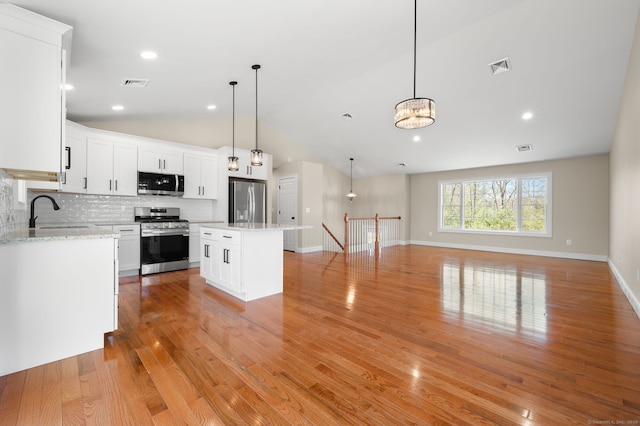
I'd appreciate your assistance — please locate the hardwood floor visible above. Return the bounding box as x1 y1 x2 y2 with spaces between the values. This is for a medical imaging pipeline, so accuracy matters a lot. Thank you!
1 246 639 425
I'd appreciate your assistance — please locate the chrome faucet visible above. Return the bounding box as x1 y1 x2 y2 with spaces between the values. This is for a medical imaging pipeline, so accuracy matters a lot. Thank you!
29 195 60 228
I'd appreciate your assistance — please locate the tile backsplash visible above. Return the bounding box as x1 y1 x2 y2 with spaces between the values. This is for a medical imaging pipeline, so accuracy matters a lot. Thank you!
0 170 29 236
27 191 217 224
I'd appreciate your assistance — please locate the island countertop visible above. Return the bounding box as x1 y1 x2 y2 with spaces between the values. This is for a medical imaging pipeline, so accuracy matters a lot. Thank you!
200 223 313 232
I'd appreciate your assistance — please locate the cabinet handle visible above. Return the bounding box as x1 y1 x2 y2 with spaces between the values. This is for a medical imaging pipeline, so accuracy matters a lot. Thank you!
204 244 209 258
159 159 162 169
223 235 232 239
109 179 112 190
202 186 205 196
163 159 166 169
115 180 118 191
204 232 212 235
120 229 134 232
65 147 71 170
61 171 67 185
84 177 87 189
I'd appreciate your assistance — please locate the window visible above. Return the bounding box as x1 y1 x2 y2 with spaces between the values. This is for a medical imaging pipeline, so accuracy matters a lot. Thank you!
439 173 551 236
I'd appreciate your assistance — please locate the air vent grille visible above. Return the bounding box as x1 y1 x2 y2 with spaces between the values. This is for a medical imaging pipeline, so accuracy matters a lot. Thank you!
489 57 511 75
516 144 532 152
121 78 150 88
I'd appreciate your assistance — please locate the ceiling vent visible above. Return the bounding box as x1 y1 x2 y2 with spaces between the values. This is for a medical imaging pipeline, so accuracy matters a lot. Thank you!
489 57 511 75
121 78 150 88
516 144 532 152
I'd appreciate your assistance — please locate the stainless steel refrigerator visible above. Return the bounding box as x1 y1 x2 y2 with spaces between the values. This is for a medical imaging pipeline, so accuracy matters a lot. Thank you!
228 178 266 224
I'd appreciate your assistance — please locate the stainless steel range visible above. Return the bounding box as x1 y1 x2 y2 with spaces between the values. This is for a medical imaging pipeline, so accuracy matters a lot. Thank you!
134 207 189 275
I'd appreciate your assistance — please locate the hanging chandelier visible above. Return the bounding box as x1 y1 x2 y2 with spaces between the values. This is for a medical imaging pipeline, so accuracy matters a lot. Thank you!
347 158 357 201
250 64 263 166
394 0 435 129
227 81 239 171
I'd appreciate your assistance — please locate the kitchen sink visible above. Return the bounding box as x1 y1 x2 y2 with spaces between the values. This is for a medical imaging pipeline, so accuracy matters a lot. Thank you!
39 225 90 229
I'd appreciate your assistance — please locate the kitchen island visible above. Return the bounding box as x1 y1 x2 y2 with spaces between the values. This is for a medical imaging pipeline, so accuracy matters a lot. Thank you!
0 226 118 376
200 223 310 302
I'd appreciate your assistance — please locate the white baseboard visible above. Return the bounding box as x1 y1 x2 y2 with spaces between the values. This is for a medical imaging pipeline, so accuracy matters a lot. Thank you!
298 245 323 253
608 260 640 319
409 240 608 262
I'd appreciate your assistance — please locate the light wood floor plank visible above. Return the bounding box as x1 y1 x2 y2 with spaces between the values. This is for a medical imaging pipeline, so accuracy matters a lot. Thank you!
1 246 640 424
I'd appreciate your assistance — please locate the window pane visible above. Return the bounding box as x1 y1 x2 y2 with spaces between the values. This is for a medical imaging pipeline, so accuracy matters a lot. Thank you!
442 183 461 228
521 177 547 232
464 179 517 231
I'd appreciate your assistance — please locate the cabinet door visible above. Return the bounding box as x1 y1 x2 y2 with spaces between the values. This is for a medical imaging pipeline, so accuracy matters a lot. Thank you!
0 24 62 175
114 225 140 271
86 138 114 195
188 224 200 263
61 128 87 193
163 150 183 174
113 142 138 196
183 153 202 198
138 146 162 172
219 243 242 293
200 155 218 199
200 234 216 280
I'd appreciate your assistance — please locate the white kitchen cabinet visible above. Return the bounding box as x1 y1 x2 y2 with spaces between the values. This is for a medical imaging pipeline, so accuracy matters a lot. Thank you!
113 224 140 275
200 226 283 302
184 152 218 199
218 146 270 181
0 236 117 376
138 145 183 174
189 224 201 265
60 123 87 193
86 136 137 196
0 5 72 181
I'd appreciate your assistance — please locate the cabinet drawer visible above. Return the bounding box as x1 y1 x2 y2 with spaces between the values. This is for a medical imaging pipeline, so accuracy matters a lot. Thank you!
113 224 140 236
218 230 241 245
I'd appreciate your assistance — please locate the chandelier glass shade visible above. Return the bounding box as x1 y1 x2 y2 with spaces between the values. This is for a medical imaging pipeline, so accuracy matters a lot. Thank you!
347 158 357 201
227 81 239 171
251 64 263 166
394 97 435 129
394 0 435 130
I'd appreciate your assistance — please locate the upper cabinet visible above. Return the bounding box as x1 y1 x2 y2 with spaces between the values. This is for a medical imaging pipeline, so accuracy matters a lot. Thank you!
183 152 218 200
61 123 88 194
0 5 72 181
138 145 183 175
218 146 270 181
86 136 137 196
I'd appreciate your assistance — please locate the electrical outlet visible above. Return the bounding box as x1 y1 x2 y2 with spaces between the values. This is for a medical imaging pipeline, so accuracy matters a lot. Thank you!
566 239 572 246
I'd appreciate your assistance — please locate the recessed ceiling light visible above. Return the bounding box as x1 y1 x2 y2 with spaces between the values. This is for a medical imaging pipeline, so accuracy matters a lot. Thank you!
140 51 157 60
522 111 533 120
112 105 124 111
413 135 420 142
341 112 354 119
207 105 217 110
64 84 74 91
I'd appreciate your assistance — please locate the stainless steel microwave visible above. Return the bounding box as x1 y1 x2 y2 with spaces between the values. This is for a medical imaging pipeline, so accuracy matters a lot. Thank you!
137 172 184 196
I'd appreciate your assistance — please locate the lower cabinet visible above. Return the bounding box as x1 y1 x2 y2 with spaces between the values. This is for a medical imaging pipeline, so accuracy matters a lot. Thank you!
200 229 242 293
200 226 283 302
97 224 140 276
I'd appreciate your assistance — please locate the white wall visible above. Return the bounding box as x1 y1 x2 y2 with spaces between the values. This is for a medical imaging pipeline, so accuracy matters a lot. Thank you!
609 7 640 317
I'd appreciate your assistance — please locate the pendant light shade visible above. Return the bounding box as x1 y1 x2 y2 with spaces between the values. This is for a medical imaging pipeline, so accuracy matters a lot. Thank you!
250 64 263 166
347 158 357 201
227 81 239 171
394 0 435 129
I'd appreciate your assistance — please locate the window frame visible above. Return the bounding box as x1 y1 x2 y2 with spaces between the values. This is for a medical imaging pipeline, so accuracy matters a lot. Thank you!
437 172 552 237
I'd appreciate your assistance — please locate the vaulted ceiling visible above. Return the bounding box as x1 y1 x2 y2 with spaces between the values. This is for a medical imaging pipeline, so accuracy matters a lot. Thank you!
12 0 640 177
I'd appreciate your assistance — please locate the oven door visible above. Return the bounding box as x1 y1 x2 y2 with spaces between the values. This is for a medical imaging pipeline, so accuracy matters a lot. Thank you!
140 230 189 274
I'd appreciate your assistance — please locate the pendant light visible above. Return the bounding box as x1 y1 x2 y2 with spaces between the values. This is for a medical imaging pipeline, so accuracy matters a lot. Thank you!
394 0 435 129
347 158 357 201
250 64 263 166
227 81 239 171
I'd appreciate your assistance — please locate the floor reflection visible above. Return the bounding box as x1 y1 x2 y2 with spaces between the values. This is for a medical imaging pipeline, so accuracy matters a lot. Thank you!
442 260 547 338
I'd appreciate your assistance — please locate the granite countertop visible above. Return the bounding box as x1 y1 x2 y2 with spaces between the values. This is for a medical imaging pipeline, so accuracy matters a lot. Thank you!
201 223 313 232
0 225 119 244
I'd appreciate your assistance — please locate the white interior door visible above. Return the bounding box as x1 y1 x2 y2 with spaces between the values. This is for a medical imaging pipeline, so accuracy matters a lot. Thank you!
278 176 298 252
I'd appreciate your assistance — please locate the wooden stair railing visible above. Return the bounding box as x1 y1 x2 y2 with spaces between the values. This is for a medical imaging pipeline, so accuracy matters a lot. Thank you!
322 223 344 252
344 213 401 255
